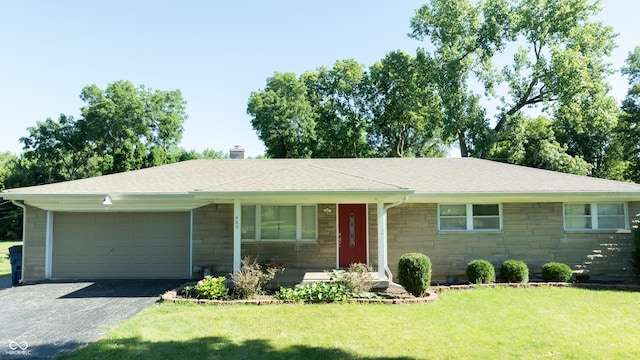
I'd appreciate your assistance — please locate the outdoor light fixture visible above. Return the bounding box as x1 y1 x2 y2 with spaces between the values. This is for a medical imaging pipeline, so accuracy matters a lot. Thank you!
102 196 112 206
323 207 332 214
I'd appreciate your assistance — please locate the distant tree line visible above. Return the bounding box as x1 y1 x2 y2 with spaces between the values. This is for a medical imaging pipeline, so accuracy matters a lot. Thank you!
247 0 640 184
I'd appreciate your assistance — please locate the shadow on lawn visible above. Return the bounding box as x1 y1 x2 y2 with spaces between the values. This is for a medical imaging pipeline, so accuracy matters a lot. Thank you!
59 335 416 360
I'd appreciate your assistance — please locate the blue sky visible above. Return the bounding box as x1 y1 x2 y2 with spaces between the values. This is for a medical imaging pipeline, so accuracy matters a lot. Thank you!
0 1 637 157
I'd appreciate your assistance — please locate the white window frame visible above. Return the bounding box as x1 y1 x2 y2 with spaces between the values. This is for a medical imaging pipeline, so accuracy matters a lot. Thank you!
438 204 503 232
241 204 318 242
563 202 629 231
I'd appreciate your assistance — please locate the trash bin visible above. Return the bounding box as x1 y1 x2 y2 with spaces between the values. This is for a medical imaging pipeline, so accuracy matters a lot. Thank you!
8 245 23 286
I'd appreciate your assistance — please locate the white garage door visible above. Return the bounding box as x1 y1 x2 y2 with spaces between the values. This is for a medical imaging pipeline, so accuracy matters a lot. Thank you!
53 212 190 279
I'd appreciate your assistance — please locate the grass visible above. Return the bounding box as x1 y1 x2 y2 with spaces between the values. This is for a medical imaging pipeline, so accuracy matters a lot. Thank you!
59 286 640 359
0 240 21 277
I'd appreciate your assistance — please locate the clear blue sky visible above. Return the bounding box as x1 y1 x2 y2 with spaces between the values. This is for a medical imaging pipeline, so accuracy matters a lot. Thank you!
0 1 637 157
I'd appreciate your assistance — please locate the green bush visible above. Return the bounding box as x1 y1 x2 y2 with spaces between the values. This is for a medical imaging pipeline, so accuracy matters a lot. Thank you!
331 263 374 294
466 260 496 284
194 276 228 299
541 262 573 282
500 260 529 283
397 253 432 297
231 257 282 299
277 282 353 301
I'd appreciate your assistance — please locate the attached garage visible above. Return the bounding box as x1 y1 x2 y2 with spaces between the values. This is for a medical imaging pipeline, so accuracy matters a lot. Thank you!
52 212 190 279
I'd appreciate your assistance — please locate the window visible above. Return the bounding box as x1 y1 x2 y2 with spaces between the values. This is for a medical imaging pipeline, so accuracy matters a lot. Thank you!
564 203 627 230
241 205 317 241
439 204 501 231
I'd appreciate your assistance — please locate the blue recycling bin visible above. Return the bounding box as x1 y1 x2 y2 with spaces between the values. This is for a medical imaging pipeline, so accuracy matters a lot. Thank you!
9 245 22 286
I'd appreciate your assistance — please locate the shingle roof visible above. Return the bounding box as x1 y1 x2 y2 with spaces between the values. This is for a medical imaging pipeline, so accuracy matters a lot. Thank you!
3 158 640 197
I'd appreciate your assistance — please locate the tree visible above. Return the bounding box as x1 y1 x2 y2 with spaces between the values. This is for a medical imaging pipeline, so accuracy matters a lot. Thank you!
20 115 101 182
302 60 371 158
80 80 187 174
492 115 592 175
20 81 188 181
409 0 619 172
619 46 640 183
409 0 511 157
247 72 316 158
365 50 444 157
0 152 23 239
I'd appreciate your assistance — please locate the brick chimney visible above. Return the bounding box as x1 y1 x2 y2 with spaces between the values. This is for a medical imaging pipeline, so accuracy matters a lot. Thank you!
229 145 245 159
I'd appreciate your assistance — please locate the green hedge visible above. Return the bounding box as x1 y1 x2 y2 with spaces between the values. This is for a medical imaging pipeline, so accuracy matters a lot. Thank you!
499 260 529 283
397 253 431 297
541 262 573 282
466 259 495 284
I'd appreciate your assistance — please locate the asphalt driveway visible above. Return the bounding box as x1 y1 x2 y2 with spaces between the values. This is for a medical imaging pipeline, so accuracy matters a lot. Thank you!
0 279 185 359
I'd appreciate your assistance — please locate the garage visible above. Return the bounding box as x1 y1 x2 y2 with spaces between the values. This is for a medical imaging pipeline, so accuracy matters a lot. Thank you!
52 212 190 279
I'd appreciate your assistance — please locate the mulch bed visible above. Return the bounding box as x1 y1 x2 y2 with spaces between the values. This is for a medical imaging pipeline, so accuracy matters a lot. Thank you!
160 281 640 306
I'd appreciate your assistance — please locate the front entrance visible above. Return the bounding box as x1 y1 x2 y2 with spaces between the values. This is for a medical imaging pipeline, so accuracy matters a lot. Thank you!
338 204 367 268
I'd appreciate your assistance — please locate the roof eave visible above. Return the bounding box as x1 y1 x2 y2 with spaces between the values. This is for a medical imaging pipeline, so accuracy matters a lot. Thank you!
191 189 415 203
409 191 640 203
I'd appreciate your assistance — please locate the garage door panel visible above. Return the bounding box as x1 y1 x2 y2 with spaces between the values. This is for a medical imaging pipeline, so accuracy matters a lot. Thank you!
53 212 190 279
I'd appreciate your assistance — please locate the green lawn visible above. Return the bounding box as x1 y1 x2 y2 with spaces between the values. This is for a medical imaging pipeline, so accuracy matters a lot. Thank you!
60 287 640 359
0 240 21 277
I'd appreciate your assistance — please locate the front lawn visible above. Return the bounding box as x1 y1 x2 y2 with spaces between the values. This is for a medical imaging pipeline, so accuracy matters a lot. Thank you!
0 240 21 277
60 287 640 359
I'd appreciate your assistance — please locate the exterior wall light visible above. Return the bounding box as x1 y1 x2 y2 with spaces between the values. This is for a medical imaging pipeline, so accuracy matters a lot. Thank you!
102 196 112 206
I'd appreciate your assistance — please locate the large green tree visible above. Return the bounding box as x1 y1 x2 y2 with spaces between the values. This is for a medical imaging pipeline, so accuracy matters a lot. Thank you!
365 50 444 157
247 72 316 158
302 60 371 158
409 0 620 178
619 46 640 183
20 81 188 180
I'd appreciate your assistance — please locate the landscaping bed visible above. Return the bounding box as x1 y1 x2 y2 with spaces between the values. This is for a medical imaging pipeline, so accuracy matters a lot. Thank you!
161 282 439 305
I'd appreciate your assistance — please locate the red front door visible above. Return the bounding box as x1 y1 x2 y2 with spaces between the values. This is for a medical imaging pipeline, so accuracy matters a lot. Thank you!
338 204 367 268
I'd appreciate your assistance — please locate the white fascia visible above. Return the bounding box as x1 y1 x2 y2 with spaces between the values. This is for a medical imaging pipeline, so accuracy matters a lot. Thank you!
408 192 640 204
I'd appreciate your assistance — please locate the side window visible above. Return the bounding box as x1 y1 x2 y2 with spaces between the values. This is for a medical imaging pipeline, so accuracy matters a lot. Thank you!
439 204 501 231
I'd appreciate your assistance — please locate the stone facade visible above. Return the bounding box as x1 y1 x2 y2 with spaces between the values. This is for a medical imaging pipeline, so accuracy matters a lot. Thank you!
21 201 639 283
385 202 639 283
191 201 639 283
22 205 47 283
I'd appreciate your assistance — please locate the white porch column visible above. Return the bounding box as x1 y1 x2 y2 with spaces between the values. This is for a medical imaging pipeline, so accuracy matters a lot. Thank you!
377 199 386 280
45 210 53 279
233 199 241 272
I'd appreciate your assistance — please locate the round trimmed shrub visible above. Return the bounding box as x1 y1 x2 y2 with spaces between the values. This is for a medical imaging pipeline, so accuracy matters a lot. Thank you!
397 253 432 297
466 259 496 284
499 260 529 283
541 262 573 282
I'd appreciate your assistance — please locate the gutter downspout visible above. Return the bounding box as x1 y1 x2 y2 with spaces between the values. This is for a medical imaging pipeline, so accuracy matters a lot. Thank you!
377 197 407 286
11 200 26 284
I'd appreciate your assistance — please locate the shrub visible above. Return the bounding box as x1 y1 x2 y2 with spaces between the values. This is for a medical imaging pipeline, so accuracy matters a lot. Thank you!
194 276 228 300
331 263 374 294
231 257 283 299
466 260 496 284
500 260 529 283
397 253 432 297
277 282 353 301
541 262 573 282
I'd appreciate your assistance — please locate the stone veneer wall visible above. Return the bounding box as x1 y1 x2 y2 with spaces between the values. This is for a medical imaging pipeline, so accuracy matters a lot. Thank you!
385 202 639 283
22 205 47 283
192 204 338 272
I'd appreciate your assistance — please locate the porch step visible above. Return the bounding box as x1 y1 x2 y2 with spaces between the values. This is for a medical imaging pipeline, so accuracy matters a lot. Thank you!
301 272 390 289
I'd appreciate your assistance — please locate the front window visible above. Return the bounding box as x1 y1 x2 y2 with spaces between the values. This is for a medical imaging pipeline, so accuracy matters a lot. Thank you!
439 204 501 231
564 203 627 230
241 205 317 241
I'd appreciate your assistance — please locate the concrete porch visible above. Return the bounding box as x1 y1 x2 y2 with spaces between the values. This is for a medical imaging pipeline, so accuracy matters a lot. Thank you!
265 269 390 290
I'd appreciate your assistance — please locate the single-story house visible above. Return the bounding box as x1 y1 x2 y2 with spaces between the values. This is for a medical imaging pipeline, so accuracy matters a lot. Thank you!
2 156 640 285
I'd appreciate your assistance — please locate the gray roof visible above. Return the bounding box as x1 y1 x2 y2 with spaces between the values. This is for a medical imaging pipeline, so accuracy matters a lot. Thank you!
4 158 640 201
